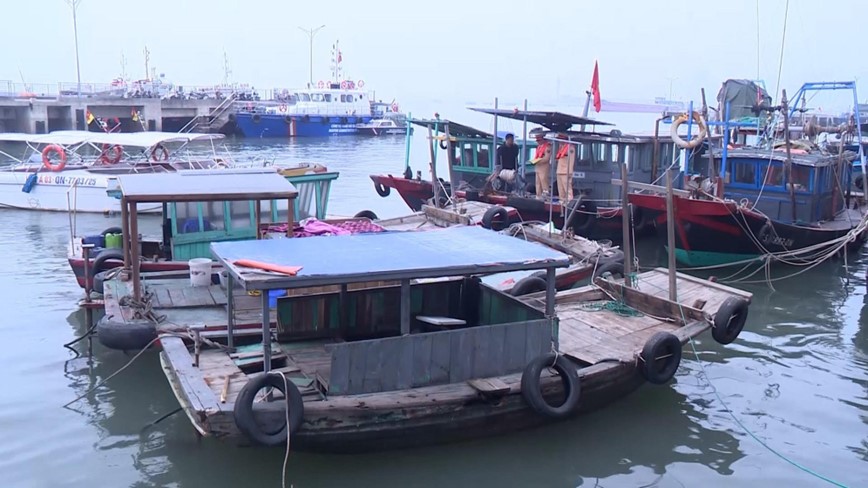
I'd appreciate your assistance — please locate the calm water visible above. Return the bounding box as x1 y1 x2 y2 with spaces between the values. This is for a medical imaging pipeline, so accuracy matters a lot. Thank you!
1 133 867 487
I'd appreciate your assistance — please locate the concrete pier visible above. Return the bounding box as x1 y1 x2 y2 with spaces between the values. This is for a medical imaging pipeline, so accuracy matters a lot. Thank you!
0 96 236 134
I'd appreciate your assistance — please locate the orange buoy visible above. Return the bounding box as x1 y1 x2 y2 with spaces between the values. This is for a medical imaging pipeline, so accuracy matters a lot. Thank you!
41 144 67 171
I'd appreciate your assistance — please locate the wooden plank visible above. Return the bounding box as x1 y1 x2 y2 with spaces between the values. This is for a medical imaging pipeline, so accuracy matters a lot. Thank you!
449 329 472 383
467 377 510 396
411 333 434 387
525 319 544 363
327 344 349 394
154 287 173 308
504 321 527 372
167 287 188 307
594 277 706 323
488 322 506 374
430 331 451 384
159 336 221 413
378 337 401 392
346 340 368 394
395 335 414 390
470 326 493 378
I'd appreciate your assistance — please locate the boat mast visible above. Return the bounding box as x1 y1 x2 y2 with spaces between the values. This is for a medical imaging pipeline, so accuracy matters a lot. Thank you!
780 89 797 222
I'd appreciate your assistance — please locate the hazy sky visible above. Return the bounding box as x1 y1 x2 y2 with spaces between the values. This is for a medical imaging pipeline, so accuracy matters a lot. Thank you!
3 0 866 127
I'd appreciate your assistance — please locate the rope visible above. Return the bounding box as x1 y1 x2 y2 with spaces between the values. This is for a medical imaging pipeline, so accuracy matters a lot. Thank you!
686 338 847 487
579 300 643 317
277 371 292 488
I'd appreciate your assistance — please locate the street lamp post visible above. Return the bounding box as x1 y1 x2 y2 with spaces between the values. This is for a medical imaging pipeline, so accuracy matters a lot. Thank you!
298 25 325 87
66 0 84 128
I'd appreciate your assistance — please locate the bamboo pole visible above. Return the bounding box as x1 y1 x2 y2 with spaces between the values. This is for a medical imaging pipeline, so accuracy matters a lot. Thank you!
665 168 677 302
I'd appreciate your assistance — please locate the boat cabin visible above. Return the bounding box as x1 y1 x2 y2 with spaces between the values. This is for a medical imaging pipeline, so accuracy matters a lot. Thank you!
720 147 855 223
211 225 571 388
265 87 372 117
110 169 299 301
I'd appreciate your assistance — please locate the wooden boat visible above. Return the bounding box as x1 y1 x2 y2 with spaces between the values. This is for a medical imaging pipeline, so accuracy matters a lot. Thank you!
67 166 339 290
628 84 868 266
356 200 626 295
111 225 753 452
368 110 683 242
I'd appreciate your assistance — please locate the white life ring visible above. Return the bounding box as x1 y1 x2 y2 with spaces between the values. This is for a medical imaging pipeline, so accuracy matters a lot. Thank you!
670 111 708 149
278 104 287 113
357 80 365 88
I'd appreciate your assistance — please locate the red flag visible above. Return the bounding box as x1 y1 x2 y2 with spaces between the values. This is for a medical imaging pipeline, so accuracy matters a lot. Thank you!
591 61 601 113
337 51 342 63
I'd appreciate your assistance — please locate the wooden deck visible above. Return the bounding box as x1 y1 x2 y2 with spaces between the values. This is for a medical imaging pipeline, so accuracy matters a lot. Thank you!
376 201 514 231
522 268 753 366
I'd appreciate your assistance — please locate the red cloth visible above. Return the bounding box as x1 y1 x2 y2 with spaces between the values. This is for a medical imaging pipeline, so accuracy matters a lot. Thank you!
591 61 601 113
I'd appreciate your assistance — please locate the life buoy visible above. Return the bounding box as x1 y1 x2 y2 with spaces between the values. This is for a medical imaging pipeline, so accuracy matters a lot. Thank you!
481 205 509 231
234 373 305 446
670 111 708 149
284 115 292 124
391 103 399 113
357 80 365 88
317 80 325 89
340 81 348 90
711 296 749 345
41 144 67 171
150 144 169 162
565 199 597 235
510 276 547 296
521 353 581 418
252 113 262 124
278 104 287 113
639 331 682 384
374 181 391 197
99 144 123 164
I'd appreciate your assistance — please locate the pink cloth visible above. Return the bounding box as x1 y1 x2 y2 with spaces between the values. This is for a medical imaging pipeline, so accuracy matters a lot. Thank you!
264 218 386 238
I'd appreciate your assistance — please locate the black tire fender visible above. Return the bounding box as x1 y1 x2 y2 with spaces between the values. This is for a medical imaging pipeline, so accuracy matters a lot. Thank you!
91 249 125 279
640 331 682 384
374 181 391 197
593 260 625 280
566 199 597 235
520 353 581 419
100 226 122 236
510 276 547 296
234 373 304 446
712 296 749 345
481 205 509 231
354 210 379 220
96 316 157 351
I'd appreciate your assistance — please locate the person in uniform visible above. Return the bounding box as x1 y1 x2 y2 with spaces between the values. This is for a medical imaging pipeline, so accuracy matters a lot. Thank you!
529 131 552 197
554 133 576 202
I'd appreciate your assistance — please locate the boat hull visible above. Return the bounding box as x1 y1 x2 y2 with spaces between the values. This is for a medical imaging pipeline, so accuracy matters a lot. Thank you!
0 168 162 214
235 113 372 137
368 174 640 243
629 193 868 266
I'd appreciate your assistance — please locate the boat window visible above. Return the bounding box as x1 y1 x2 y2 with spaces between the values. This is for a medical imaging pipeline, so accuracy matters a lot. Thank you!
760 162 785 187
623 146 633 172
477 145 490 168
792 165 812 192
733 162 756 185
174 202 226 234
297 93 311 102
460 143 473 166
612 144 620 164
259 200 289 223
228 200 254 230
323 94 332 102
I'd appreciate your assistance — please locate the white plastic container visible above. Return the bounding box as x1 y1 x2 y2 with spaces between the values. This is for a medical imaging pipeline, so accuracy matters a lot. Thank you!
189 258 212 287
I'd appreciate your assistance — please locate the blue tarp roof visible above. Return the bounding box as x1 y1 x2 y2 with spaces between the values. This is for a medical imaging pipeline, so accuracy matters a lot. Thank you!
212 225 571 290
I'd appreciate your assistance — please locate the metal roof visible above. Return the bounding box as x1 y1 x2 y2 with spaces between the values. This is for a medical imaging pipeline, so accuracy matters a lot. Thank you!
409 118 493 139
212 225 571 290
0 130 224 147
115 168 298 203
469 108 614 131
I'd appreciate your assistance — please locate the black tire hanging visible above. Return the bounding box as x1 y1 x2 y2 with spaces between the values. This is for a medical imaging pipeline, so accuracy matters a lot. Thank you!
90 249 125 279
354 210 379 220
374 181 391 197
481 206 509 231
252 114 261 124
510 276 548 296
566 199 597 235
234 373 305 446
100 226 122 236
639 331 682 384
711 296 749 345
520 353 581 419
96 316 157 351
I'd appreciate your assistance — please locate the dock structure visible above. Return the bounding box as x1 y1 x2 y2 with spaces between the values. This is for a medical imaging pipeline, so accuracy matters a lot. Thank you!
0 86 238 134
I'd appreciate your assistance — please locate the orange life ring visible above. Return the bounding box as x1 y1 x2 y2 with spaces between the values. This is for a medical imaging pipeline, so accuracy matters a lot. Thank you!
42 144 67 171
99 144 123 164
317 80 325 89
340 81 348 90
151 144 169 162
391 103 399 113
278 104 287 113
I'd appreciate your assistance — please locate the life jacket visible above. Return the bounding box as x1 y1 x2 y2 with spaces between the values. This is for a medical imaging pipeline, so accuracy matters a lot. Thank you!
534 141 550 160
556 142 570 160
